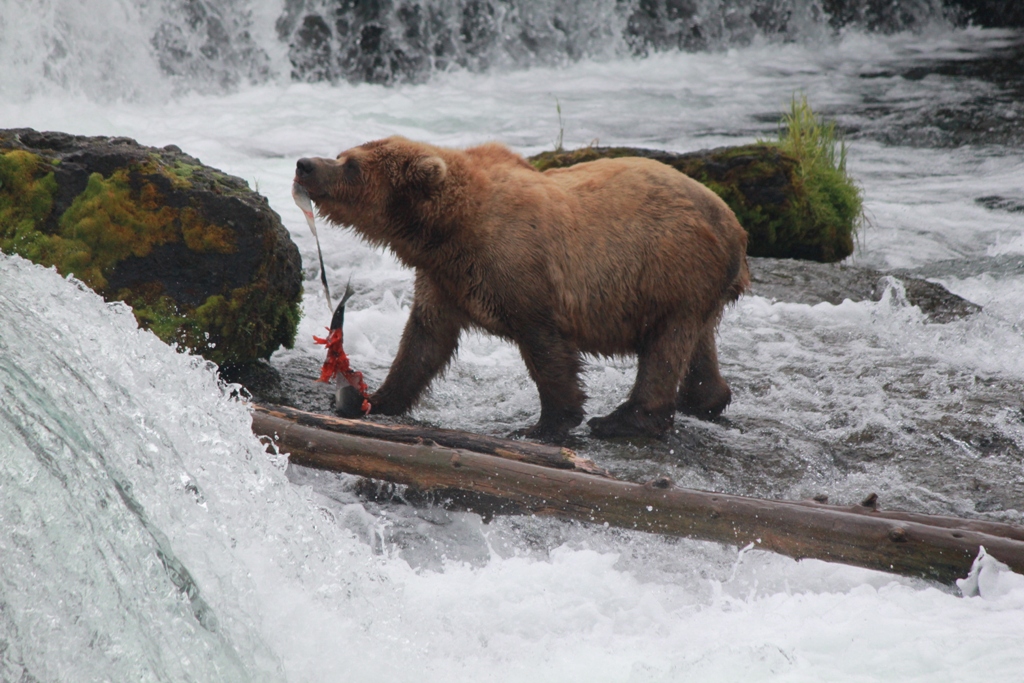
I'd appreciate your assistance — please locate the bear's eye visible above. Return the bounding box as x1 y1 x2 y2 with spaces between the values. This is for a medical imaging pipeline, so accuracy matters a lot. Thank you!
342 157 362 184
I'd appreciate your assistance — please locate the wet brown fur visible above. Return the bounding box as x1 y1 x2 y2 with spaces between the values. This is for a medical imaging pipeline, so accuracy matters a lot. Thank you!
295 136 749 441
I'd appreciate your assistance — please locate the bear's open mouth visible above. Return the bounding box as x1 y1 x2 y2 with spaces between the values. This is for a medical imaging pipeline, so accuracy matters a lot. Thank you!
293 179 326 205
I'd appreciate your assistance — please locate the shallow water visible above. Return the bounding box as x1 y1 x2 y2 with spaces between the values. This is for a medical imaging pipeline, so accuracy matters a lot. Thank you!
2 2 1024 680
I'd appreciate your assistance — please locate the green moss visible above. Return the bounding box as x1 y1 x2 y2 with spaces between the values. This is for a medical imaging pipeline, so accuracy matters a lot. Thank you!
117 280 298 366
145 153 248 196
162 157 197 187
116 274 299 366
3 157 237 282
180 207 236 254
56 170 179 289
530 146 637 172
192 282 301 366
4 159 181 290
0 150 59 260
126 290 193 343
672 145 810 259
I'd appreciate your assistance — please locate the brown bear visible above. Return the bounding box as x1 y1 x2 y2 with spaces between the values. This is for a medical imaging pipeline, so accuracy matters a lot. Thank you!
294 136 748 441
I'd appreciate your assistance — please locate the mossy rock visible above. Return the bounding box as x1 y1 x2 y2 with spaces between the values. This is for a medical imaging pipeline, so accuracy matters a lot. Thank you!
530 144 856 263
0 128 302 366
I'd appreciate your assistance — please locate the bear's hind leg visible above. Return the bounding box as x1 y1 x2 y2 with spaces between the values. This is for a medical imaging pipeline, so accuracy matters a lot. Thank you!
676 321 732 419
589 320 695 439
518 329 586 443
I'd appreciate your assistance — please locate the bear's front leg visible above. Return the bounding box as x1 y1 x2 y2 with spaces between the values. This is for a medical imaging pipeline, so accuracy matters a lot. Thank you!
338 277 466 418
516 328 586 443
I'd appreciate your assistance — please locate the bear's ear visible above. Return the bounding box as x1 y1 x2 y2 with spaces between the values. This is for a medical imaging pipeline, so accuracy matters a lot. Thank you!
411 155 447 189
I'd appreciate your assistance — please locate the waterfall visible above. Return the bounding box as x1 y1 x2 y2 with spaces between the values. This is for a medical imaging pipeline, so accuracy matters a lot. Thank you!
0 0 963 100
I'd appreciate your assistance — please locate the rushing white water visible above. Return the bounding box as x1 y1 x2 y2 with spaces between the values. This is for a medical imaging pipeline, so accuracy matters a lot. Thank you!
3 1 1024 680
4 249 1024 681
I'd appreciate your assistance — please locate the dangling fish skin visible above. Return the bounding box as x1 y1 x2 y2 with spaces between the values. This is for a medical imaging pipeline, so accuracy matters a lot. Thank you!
292 181 332 311
291 181 317 233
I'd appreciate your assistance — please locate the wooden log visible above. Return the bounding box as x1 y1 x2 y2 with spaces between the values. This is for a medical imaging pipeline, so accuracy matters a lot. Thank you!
252 407 1024 585
253 403 607 475
783 496 1024 543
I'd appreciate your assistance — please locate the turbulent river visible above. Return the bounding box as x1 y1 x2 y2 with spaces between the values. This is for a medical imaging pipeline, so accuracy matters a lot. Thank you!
2 1 1024 681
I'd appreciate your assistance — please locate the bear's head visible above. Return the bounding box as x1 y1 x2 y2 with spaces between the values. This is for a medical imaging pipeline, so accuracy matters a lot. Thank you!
295 136 450 254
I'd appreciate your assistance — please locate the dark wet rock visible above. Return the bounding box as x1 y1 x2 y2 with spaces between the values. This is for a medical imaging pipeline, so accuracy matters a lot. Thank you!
977 195 1024 214
894 276 984 323
0 128 302 366
222 356 330 412
820 0 942 33
748 256 982 323
850 38 1024 149
945 0 1024 28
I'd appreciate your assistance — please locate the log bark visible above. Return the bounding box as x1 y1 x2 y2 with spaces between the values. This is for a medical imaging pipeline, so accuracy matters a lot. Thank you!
252 405 1024 585
782 497 1024 543
254 403 606 475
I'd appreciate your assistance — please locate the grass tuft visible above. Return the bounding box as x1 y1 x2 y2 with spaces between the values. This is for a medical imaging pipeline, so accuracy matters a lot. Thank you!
763 95 864 260
554 97 565 152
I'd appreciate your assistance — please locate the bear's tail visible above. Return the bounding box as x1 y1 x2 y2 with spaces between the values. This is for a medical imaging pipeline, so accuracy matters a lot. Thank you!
722 235 750 305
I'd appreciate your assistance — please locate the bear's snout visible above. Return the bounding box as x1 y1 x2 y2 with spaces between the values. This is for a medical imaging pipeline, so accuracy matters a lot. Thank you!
295 158 315 179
